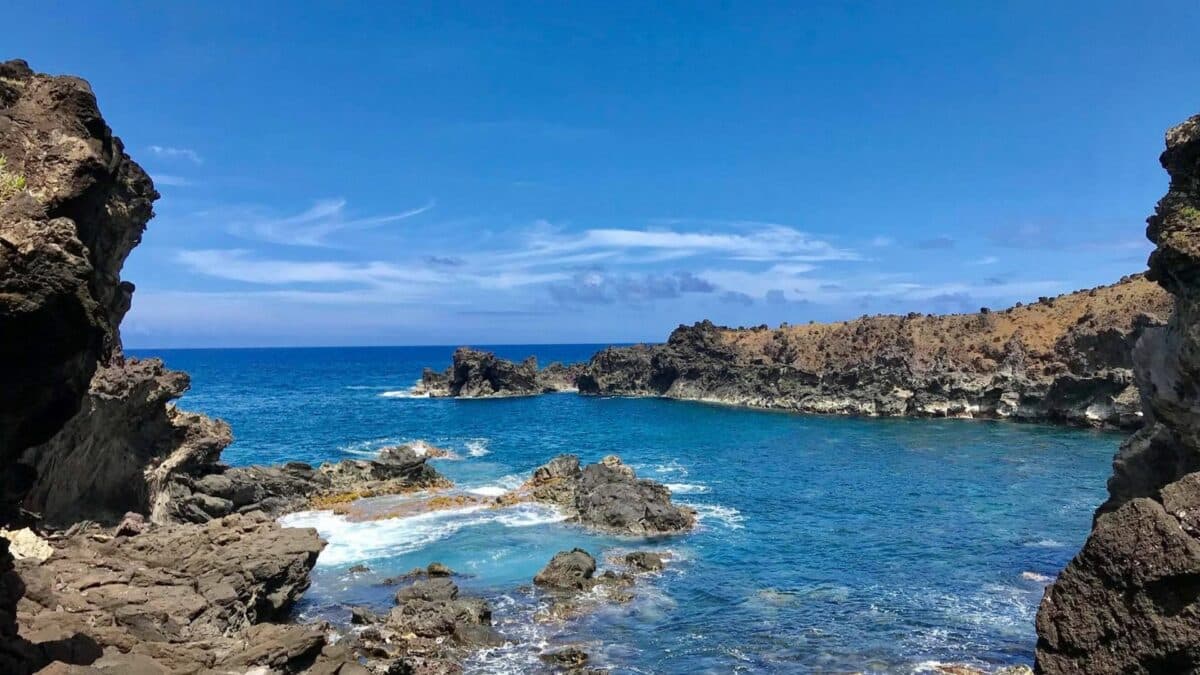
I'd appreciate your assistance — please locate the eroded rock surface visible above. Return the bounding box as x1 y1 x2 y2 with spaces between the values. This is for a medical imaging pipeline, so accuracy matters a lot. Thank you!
8 513 337 673
579 276 1170 429
520 455 695 535
349 572 500 673
1035 115 1200 673
156 442 450 524
414 347 586 398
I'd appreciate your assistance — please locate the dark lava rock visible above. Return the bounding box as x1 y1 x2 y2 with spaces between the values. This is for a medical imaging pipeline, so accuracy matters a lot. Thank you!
525 455 695 535
414 347 586 398
577 280 1170 430
624 551 666 572
1035 115 1200 674
535 549 598 592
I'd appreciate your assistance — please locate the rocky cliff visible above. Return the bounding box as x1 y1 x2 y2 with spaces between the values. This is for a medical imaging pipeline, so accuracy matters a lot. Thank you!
579 275 1171 428
1035 116 1200 673
0 60 375 674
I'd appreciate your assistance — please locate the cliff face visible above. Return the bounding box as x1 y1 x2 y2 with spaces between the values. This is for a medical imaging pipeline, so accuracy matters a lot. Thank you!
1034 116 1200 673
580 276 1171 428
0 58 156 476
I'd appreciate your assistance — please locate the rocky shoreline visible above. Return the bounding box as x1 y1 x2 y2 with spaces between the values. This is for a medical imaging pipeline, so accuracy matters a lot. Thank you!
3 56 1197 674
413 276 1171 431
0 59 686 673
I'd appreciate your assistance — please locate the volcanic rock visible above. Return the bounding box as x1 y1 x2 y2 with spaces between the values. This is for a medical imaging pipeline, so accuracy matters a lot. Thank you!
521 455 695 535
1035 115 1200 673
414 347 586 398
578 277 1170 429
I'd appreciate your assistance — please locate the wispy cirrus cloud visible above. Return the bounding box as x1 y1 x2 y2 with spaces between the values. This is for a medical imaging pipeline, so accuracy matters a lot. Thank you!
227 198 435 247
512 221 860 265
148 145 203 164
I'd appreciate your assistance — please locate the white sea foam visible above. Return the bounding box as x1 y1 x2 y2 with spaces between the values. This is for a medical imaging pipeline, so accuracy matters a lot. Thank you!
1021 571 1054 583
280 502 565 566
467 486 508 497
685 502 744 529
466 439 491 457
379 389 427 399
651 460 688 476
1023 538 1064 548
379 379 427 398
665 482 710 494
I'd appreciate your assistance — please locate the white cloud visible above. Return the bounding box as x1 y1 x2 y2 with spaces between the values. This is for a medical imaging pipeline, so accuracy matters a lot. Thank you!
228 198 435 247
513 222 859 264
176 249 445 286
151 173 192 187
147 145 203 164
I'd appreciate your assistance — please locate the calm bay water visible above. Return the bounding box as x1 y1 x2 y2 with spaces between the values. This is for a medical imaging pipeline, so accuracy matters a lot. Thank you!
130 345 1118 673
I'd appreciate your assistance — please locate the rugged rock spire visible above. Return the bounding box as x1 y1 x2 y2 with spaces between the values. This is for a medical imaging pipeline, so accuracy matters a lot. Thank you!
1035 115 1200 673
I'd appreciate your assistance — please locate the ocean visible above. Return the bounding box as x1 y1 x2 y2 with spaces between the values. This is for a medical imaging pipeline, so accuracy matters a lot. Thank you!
129 344 1118 674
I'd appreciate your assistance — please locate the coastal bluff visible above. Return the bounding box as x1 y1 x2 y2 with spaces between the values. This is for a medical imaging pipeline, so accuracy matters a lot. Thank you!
578 276 1171 429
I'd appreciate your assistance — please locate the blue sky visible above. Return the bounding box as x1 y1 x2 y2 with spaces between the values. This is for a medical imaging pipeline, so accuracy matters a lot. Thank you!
11 2 1199 347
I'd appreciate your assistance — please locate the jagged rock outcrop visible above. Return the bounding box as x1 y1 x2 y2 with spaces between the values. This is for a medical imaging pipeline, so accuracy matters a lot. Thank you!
7 512 341 673
578 276 1171 429
518 455 695 535
414 347 586 397
346 572 500 672
0 59 157 464
0 59 393 675
1035 115 1200 673
20 359 230 528
153 442 450 524
0 58 161 674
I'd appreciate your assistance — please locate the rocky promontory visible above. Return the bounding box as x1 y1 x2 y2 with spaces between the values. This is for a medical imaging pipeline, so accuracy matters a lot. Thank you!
1035 115 1200 673
414 346 586 398
578 276 1171 429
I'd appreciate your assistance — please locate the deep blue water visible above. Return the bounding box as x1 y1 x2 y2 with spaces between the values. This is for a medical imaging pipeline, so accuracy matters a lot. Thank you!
130 345 1118 674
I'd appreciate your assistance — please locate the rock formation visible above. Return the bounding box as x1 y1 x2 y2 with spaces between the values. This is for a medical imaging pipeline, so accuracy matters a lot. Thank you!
578 276 1170 429
1035 116 1200 673
519 455 696 535
152 442 450 525
0 59 436 674
348 572 501 671
414 347 586 397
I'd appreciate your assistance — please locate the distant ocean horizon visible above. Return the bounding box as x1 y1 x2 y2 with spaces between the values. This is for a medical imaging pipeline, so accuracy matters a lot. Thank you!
130 343 1119 673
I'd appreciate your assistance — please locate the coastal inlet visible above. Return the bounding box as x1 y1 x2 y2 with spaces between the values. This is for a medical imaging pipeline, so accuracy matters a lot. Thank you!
143 343 1121 673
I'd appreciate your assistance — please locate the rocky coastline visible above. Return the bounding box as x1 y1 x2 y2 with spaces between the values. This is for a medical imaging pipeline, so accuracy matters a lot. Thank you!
576 276 1171 429
415 280 1170 430
0 59 690 673
4 55 1197 674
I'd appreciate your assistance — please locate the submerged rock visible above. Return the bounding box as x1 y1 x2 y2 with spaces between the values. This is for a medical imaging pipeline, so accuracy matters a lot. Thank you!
414 347 586 398
1035 115 1200 673
577 277 1171 430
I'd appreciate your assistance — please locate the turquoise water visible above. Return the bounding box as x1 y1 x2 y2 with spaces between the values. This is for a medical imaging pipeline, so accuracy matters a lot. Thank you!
131 345 1119 674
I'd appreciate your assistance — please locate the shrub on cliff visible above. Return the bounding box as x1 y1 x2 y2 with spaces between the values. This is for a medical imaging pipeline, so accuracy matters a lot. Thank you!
0 156 26 202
